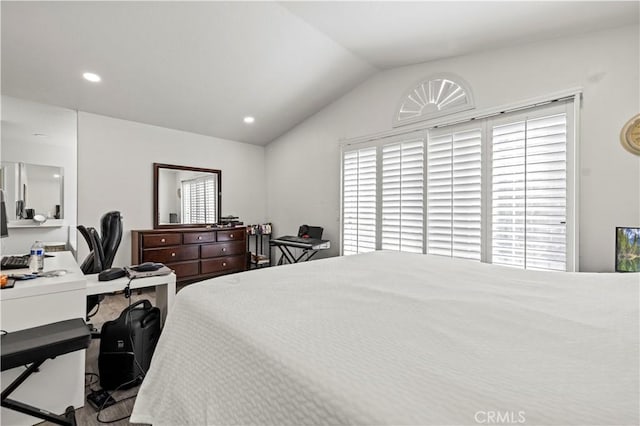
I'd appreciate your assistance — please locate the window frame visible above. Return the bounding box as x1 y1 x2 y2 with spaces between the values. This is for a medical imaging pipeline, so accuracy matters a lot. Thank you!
393 73 475 127
181 174 218 225
340 99 577 271
341 131 427 255
380 133 426 253
342 145 379 255
426 120 484 261
485 101 576 271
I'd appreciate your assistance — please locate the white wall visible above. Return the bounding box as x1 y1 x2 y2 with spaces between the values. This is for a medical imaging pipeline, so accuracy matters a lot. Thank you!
265 25 640 272
0 96 77 255
77 112 266 268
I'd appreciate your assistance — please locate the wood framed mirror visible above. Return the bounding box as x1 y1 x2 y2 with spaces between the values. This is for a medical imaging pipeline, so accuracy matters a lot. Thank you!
153 163 222 229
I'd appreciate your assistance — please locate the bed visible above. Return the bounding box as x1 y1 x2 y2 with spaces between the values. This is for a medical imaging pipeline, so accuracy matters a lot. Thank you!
130 251 639 425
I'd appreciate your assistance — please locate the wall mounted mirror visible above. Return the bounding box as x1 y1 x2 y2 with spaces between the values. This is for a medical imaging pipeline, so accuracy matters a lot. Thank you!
0 96 76 256
0 161 64 221
154 163 221 229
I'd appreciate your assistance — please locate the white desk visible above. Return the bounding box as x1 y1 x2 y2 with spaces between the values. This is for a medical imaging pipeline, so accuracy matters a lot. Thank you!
1 253 177 425
1 252 86 426
85 271 176 325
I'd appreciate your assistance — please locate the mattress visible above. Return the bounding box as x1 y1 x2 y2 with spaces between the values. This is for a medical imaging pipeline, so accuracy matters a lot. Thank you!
131 251 639 425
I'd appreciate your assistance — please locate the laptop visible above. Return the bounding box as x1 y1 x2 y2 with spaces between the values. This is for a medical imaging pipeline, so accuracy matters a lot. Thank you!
124 265 172 279
298 225 323 239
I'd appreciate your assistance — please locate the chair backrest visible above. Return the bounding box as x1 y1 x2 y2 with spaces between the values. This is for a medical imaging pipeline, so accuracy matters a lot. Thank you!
78 211 123 274
100 211 122 270
78 225 99 274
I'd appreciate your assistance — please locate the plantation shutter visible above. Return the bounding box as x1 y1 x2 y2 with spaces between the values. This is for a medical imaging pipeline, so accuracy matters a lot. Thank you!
491 112 567 271
427 127 482 260
343 147 377 255
182 176 217 224
381 136 424 253
341 96 574 269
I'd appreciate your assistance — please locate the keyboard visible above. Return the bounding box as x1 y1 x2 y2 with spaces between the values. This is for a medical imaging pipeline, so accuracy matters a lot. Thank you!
1 255 30 270
271 236 331 250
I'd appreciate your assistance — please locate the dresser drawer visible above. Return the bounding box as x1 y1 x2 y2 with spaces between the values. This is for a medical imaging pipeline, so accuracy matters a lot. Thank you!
143 245 199 263
183 232 216 244
143 233 182 248
132 227 247 285
201 241 246 259
201 255 245 274
217 229 244 242
168 260 199 279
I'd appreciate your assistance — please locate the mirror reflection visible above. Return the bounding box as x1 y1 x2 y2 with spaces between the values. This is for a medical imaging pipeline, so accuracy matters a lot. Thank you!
155 163 221 228
0 162 64 221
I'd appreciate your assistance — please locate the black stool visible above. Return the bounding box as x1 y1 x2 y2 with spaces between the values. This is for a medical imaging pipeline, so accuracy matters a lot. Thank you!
1 318 91 425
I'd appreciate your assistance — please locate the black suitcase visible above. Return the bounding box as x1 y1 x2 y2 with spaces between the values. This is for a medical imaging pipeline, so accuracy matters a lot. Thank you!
98 299 161 390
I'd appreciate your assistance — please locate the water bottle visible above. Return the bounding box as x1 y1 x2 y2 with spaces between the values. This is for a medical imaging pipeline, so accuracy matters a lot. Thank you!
29 241 45 273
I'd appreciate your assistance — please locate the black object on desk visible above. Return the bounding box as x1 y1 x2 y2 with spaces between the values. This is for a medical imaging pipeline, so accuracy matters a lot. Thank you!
1 318 91 425
1 255 30 270
98 267 126 281
270 236 330 265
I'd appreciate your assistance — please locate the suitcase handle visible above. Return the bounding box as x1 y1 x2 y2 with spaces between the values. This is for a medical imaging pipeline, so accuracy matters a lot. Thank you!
141 308 160 328
123 299 152 314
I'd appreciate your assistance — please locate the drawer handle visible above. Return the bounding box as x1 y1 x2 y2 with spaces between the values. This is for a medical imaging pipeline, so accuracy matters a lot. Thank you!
222 247 226 252
230 234 234 238
222 262 227 267
198 236 202 240
171 252 176 257
161 238 166 243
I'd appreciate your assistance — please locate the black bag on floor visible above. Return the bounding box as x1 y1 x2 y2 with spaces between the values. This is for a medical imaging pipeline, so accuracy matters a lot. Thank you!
98 299 161 390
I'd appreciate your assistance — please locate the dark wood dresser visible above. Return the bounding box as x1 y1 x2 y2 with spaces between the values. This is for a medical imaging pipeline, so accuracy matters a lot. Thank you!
131 226 248 283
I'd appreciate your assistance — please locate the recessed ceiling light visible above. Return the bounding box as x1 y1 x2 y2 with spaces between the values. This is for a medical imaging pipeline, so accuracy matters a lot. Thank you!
243 116 255 124
33 133 47 137
53 174 61 178
83 72 101 82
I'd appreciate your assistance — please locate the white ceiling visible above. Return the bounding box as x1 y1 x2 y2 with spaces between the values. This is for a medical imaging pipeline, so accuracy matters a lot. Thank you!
2 1 638 146
283 1 640 69
2 96 77 149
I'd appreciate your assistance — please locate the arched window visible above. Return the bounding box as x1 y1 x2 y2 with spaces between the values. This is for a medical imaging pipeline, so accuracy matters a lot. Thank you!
394 74 474 127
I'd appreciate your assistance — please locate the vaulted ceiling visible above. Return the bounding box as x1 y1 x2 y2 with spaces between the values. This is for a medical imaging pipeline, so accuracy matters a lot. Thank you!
2 1 638 145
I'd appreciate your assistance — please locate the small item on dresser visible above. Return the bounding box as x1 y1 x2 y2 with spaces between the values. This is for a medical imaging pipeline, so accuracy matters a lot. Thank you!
220 215 242 226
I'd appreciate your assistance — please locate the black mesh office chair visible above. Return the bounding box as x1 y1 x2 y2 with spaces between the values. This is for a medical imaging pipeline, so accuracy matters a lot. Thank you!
79 211 122 275
78 211 123 320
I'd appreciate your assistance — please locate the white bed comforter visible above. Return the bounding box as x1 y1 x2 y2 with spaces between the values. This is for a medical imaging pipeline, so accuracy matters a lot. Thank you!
131 251 639 425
